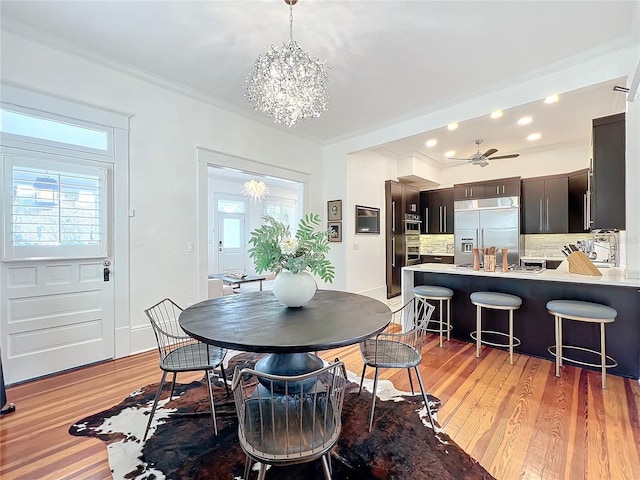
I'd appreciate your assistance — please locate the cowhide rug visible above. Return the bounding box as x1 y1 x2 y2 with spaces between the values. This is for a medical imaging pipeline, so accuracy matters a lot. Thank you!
69 353 494 479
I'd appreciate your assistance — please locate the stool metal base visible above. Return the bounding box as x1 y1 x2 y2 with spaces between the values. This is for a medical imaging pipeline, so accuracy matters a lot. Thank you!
415 294 451 347
472 303 520 365
549 313 617 389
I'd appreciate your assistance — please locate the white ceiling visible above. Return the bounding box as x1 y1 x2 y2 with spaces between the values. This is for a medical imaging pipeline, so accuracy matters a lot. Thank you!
1 0 639 158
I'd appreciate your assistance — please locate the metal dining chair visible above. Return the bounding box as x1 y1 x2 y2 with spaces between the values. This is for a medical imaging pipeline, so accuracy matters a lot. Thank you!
231 361 348 480
143 298 229 440
358 298 437 431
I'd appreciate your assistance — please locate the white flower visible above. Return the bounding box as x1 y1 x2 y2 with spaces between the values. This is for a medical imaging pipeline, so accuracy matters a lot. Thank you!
279 237 299 256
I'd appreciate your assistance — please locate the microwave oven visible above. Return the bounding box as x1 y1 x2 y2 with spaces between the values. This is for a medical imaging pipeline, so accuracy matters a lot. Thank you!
404 213 421 233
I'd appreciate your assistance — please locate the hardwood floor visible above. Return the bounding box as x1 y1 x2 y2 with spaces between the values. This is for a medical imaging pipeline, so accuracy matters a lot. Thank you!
2 336 639 480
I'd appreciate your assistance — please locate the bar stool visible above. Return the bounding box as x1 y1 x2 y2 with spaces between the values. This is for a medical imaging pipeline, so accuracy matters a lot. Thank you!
413 285 453 347
470 291 522 364
546 300 618 389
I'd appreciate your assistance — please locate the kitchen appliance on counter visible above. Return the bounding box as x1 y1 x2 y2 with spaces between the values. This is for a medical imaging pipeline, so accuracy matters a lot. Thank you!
579 230 619 267
454 196 520 266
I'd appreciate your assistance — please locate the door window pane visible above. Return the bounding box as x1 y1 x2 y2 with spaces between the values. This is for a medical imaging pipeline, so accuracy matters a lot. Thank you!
218 199 245 213
222 218 241 248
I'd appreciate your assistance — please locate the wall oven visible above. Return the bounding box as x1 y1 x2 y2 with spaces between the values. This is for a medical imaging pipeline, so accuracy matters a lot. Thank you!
405 234 421 265
404 213 422 234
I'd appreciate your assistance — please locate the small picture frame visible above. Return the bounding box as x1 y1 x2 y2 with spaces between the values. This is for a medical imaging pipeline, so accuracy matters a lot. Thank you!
327 200 342 221
328 221 342 242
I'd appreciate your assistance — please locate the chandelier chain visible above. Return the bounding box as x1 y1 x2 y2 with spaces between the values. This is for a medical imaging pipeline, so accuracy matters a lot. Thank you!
289 2 294 42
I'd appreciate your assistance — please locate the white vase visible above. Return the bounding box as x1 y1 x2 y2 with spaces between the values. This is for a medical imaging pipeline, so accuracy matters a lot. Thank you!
272 270 317 307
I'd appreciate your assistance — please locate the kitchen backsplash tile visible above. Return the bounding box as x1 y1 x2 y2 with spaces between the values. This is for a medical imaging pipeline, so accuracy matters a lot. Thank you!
420 234 454 255
521 233 589 259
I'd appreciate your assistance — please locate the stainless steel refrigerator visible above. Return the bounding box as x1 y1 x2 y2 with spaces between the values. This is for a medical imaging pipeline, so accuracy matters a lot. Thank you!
454 196 520 266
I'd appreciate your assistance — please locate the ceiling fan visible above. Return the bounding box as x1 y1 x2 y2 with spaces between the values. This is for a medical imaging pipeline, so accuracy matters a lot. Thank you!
448 139 520 167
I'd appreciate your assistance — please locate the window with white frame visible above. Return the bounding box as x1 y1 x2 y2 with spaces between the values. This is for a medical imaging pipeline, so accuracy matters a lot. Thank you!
264 199 297 229
4 155 107 259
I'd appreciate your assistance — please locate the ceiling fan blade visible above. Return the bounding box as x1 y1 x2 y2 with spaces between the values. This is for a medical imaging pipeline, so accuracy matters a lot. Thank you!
488 154 520 160
447 157 472 161
482 148 498 157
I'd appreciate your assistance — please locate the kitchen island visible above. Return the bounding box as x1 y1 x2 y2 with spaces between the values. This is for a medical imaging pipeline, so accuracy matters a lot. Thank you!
402 263 640 379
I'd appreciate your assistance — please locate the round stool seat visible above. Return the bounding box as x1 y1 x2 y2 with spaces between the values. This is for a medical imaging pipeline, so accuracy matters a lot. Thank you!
471 291 522 309
547 300 616 322
414 285 453 298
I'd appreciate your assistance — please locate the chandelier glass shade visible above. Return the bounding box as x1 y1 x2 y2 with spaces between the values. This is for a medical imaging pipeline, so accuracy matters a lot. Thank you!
242 180 269 201
245 0 328 127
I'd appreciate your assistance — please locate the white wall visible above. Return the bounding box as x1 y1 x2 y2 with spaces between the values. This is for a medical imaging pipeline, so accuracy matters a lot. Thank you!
345 150 396 299
1 30 324 355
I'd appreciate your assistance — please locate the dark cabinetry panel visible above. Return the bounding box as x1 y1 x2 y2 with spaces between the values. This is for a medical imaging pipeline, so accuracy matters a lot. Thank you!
421 188 454 234
454 183 484 200
592 113 625 230
522 176 568 234
454 177 520 200
421 255 454 264
484 178 521 198
385 181 419 298
568 169 590 233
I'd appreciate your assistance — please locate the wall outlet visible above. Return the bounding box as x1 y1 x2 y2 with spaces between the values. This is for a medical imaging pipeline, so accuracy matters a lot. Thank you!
187 242 194 252
353 243 359 250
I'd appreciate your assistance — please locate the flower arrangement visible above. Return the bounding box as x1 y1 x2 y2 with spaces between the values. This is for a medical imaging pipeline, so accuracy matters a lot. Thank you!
248 213 335 283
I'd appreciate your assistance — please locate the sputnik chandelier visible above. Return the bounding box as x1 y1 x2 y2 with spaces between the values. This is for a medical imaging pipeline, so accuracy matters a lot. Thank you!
245 0 329 127
242 180 269 202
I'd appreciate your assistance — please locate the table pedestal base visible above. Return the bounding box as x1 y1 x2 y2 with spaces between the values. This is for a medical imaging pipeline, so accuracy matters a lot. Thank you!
255 353 324 393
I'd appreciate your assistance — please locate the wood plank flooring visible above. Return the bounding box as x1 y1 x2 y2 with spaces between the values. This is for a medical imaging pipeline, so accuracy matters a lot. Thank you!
1 337 639 480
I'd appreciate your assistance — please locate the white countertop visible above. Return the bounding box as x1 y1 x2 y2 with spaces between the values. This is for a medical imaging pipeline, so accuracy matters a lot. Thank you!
403 261 640 288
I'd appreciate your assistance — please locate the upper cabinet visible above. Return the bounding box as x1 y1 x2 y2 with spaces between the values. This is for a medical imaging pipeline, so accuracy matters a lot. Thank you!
454 177 520 201
420 187 454 234
521 175 568 234
591 113 625 230
568 169 590 233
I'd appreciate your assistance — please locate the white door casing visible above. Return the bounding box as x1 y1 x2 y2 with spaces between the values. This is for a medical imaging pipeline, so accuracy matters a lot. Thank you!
0 84 130 384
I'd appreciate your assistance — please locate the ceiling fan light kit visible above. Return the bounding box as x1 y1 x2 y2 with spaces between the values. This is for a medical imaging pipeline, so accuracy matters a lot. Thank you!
448 139 520 167
245 0 329 127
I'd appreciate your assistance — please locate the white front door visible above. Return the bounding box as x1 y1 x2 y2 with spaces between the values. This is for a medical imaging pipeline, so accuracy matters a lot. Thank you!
1 149 115 384
217 213 245 273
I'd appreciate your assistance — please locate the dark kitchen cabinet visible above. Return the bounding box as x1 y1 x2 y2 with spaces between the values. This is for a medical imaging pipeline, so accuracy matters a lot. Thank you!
385 181 418 298
422 188 454 234
522 175 568 234
454 177 521 200
591 113 625 230
483 178 521 198
421 255 454 264
568 169 590 233
454 183 484 201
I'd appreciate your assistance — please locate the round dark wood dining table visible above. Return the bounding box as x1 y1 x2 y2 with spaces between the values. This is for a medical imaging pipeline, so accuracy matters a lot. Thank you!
179 290 391 377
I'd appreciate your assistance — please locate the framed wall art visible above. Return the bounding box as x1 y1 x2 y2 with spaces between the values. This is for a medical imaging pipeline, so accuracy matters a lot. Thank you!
328 221 342 242
327 200 342 221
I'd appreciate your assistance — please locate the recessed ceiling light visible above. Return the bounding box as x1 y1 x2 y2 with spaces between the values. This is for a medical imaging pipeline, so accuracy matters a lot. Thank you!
447 122 458 131
490 110 503 119
517 116 533 125
445 150 456 158
425 139 438 147
544 94 559 104
527 132 541 141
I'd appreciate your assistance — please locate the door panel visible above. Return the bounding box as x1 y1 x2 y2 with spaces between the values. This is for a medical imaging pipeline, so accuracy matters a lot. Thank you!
1 149 114 384
217 213 245 273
